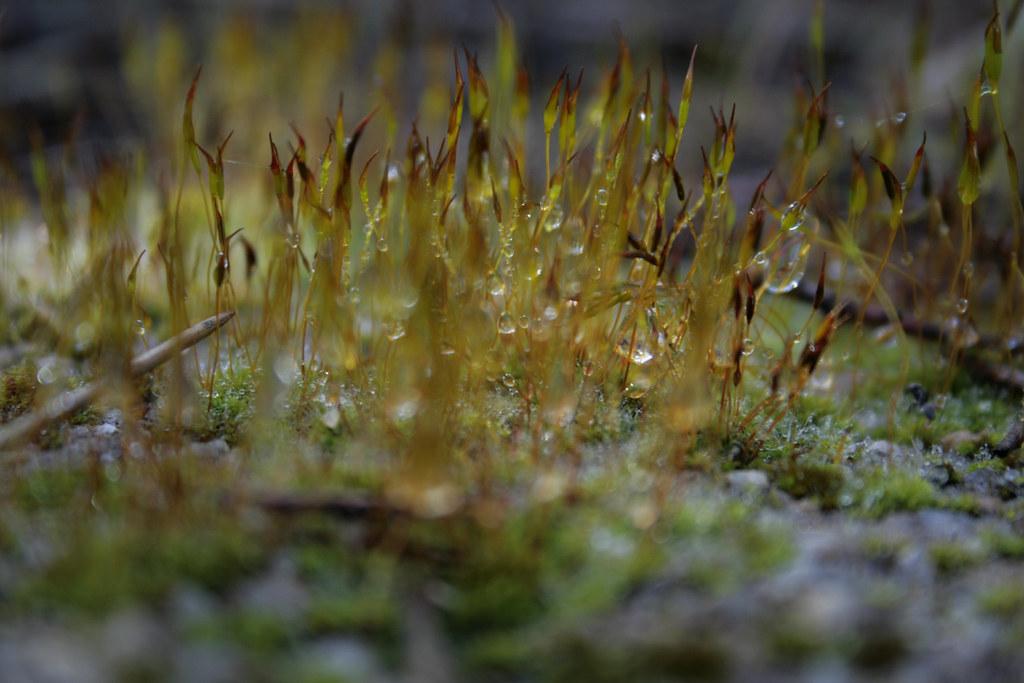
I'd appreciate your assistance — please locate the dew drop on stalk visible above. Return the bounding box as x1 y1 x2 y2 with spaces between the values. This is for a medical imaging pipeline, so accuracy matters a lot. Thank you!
384 320 406 341
624 381 650 399
518 314 530 329
502 372 516 388
765 233 810 294
488 274 506 297
544 205 564 232
956 298 969 315
498 312 516 335
753 251 768 266
595 188 609 206
376 236 388 252
781 202 805 232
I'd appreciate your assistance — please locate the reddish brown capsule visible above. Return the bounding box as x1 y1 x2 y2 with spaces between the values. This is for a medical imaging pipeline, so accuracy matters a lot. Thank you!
813 256 827 310
731 274 743 320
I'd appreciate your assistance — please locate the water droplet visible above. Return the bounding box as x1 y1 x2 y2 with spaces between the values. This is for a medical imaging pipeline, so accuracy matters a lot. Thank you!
376 236 388 252
321 407 341 430
956 298 969 315
501 373 516 388
625 377 652 398
893 111 907 124
833 114 846 129
518 314 530 329
36 362 56 385
765 232 810 294
753 251 768 266
389 395 421 421
498 312 516 335
781 202 806 232
384 320 406 341
543 305 559 321
544 205 564 232
488 274 506 297
616 339 656 365
595 188 609 207
900 252 914 266
274 354 299 384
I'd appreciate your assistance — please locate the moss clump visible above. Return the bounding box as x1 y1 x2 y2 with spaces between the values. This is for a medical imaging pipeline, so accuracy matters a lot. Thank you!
773 459 844 508
977 583 1024 619
929 542 982 575
0 361 37 423
305 593 399 637
193 368 256 446
189 609 295 653
21 516 265 614
14 466 83 511
856 470 938 518
983 530 1024 559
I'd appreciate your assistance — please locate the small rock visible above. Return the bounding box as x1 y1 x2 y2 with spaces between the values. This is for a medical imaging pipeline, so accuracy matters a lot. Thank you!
300 637 384 682
189 438 230 458
233 555 309 621
726 469 770 493
100 607 170 675
963 468 1018 500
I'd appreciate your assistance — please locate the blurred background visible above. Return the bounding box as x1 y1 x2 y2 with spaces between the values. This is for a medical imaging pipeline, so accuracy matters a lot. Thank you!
0 0 1001 183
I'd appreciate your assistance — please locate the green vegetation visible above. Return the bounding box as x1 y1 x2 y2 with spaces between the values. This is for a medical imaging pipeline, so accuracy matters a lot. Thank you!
2 2 1024 679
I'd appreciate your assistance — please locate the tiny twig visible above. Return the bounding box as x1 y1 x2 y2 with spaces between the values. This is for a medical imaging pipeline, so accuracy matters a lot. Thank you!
0 311 235 451
245 490 407 518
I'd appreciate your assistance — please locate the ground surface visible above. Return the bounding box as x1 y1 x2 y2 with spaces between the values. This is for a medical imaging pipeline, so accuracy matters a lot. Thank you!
1 344 1023 683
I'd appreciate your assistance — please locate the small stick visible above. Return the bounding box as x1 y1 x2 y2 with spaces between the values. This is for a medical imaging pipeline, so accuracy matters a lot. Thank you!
0 311 235 451
245 490 407 518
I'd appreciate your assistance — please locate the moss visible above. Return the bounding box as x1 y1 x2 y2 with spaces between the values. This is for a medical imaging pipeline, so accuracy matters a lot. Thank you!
856 470 938 518
14 466 83 511
0 361 37 423
977 583 1024 619
767 620 828 663
305 593 399 637
929 542 982 575
21 515 265 614
189 609 294 653
772 459 844 508
983 530 1024 559
193 367 257 446
463 631 536 674
967 458 1007 474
